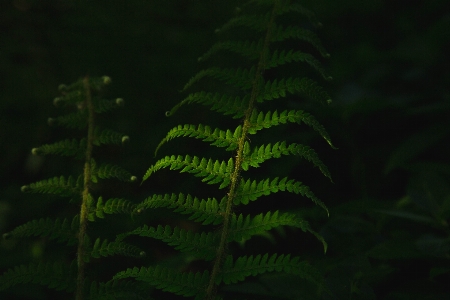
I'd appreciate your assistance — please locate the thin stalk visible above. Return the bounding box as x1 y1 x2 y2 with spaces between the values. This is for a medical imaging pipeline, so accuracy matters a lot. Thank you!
205 2 279 299
76 77 95 300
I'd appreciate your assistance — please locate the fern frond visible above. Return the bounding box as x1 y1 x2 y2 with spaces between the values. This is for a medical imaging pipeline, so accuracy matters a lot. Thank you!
182 67 255 92
198 39 263 62
20 175 81 197
113 266 209 300
235 177 329 216
135 193 225 225
92 197 136 219
257 77 332 105
248 109 335 148
218 253 324 288
93 128 128 146
142 155 233 189
31 138 86 159
166 92 248 119
92 163 135 182
47 111 87 129
0 261 76 292
89 280 149 300
116 225 218 260
2 216 79 246
242 141 332 180
215 13 271 33
93 97 124 114
89 238 145 259
155 124 241 155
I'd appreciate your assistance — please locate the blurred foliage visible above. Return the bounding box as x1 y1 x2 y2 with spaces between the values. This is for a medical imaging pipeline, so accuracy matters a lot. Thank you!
1 0 449 299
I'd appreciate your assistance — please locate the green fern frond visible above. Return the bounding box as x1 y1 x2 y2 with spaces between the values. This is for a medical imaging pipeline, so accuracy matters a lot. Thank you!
92 163 135 182
235 177 329 216
182 67 255 92
47 111 87 129
93 128 128 146
0 261 76 292
248 109 335 148
155 124 241 156
113 266 209 300
2 216 79 246
215 13 271 33
89 238 145 259
92 197 136 219
134 193 225 225
198 39 263 62
142 155 233 189
166 92 248 119
89 280 149 300
20 175 81 197
242 141 332 180
116 225 218 260
93 97 124 114
257 77 332 104
31 138 86 159
218 253 324 287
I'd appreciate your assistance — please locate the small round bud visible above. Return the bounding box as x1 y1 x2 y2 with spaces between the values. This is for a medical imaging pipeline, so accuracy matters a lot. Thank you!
121 135 129 144
130 176 137 182
31 148 40 155
115 98 124 106
58 84 67 91
47 118 55 126
136 208 144 214
53 97 61 106
21 185 30 192
139 251 146 257
102 76 111 85
165 111 172 117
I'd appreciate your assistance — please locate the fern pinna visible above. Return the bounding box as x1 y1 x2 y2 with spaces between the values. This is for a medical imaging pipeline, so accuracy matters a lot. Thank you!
115 1 334 299
0 76 145 299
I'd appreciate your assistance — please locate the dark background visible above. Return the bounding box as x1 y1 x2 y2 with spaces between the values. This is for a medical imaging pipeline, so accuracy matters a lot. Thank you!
1 0 449 299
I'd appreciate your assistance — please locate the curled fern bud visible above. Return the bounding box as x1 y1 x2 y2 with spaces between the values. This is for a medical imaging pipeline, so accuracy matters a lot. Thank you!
115 98 124 106
53 97 62 106
58 84 68 91
102 76 111 85
130 176 137 182
121 136 129 144
47 117 55 126
31 148 40 155
21 185 30 192
165 111 172 117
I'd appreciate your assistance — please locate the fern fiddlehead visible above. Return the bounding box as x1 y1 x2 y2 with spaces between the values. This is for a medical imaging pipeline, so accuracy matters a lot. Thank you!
116 1 334 299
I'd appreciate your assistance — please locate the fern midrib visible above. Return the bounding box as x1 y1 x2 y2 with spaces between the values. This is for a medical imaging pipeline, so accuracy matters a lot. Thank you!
205 2 280 299
76 77 95 300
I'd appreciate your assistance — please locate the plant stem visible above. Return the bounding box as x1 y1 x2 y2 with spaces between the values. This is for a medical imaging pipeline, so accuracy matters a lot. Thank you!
76 77 95 300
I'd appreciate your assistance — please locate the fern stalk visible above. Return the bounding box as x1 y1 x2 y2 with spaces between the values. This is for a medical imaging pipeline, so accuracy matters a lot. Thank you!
206 2 279 299
76 77 95 300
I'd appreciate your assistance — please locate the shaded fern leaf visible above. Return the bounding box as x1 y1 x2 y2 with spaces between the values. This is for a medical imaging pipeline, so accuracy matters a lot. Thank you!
134 193 225 225
93 163 135 182
0 261 76 292
94 128 128 146
31 138 86 159
116 225 218 260
2 216 79 246
89 280 150 300
92 197 136 219
113 266 209 300
93 97 124 114
235 177 329 216
198 39 263 62
182 67 255 92
248 109 335 148
155 124 241 156
242 141 332 180
47 111 87 129
89 238 145 259
20 175 82 197
143 155 233 189
166 92 248 119
218 253 324 288
215 13 271 33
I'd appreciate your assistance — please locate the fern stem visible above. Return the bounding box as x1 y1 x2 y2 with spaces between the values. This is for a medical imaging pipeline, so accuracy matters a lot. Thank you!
76 77 95 300
205 2 280 299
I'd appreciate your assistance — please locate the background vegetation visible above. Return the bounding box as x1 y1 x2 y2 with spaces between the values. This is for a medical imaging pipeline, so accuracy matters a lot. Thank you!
1 0 449 299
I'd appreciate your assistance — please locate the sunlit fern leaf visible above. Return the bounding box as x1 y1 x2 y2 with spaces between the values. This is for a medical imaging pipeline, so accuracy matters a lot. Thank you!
89 238 145 259
248 109 336 148
93 197 136 219
142 155 233 189
31 138 86 159
47 111 87 129
257 77 332 104
243 141 332 180
134 193 225 225
271 25 330 58
227 211 309 241
182 67 255 92
218 253 324 288
113 266 209 300
0 261 77 292
2 216 79 246
198 39 263 62
20 175 81 197
89 280 150 300
166 92 248 119
235 177 329 216
93 128 128 146
155 124 241 156
116 224 218 260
